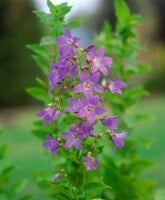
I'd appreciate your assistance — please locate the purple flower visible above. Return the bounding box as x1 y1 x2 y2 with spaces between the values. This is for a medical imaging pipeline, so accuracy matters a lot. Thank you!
37 106 60 124
78 94 105 124
56 28 80 60
61 123 86 150
110 131 127 151
53 173 60 181
107 77 126 95
73 72 103 95
102 116 120 131
78 121 94 137
48 63 63 92
87 46 112 76
64 98 80 114
43 134 59 155
82 156 98 170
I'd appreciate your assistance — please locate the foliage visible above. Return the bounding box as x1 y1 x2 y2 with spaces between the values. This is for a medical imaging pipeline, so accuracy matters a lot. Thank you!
0 125 32 200
27 0 155 199
95 0 155 199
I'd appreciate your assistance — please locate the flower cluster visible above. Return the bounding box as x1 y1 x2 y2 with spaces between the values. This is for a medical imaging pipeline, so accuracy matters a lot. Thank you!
37 28 127 173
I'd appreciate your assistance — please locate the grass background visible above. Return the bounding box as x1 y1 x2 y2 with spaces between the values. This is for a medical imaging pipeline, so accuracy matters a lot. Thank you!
0 95 165 199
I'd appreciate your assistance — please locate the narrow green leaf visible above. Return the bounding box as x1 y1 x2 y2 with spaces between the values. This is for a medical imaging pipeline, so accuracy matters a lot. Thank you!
26 87 48 102
27 44 51 60
40 36 56 46
36 77 48 89
84 182 111 194
68 20 81 28
32 55 49 74
115 0 130 23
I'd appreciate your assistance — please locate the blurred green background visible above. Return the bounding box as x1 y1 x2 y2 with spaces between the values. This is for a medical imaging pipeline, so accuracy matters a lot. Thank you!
0 0 165 199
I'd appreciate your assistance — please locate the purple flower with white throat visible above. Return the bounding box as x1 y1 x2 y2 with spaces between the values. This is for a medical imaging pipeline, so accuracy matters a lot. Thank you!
82 155 98 170
61 123 86 150
107 77 126 95
37 106 60 124
102 116 120 131
64 98 80 114
78 94 105 124
73 72 103 95
110 131 127 151
87 46 112 76
43 134 59 155
56 28 80 59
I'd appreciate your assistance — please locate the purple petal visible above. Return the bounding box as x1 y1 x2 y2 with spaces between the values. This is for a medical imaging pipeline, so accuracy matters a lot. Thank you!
82 157 88 163
87 112 95 124
96 46 104 57
79 71 88 82
91 159 98 169
74 140 81 150
100 65 108 76
102 57 112 66
37 110 45 117
61 132 71 139
73 83 84 93
88 95 99 105
90 65 98 74
65 140 73 149
87 52 95 61
56 36 66 44
93 84 103 93
94 106 105 115
90 72 100 83
43 115 51 124
64 28 71 38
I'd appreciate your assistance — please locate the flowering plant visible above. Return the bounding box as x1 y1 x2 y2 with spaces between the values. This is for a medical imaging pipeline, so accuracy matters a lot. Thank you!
27 0 154 199
37 27 127 173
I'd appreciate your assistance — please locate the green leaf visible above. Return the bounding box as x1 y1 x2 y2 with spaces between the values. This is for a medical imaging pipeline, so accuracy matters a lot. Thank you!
40 36 56 46
115 0 130 23
18 194 32 200
27 44 52 60
0 144 8 160
84 182 111 195
154 188 165 200
36 77 48 89
1 166 14 177
26 87 49 102
124 86 149 106
129 160 154 173
0 124 3 136
33 10 52 26
32 55 49 74
47 0 71 15
68 20 81 28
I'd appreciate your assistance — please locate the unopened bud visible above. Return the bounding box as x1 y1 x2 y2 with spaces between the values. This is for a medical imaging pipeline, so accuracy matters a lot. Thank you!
61 168 64 172
105 129 111 135
87 152 92 157
101 79 107 89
